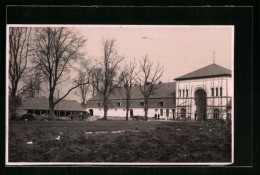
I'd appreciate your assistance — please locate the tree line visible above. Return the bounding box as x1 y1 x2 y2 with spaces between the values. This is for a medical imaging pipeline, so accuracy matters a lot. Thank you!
9 27 164 120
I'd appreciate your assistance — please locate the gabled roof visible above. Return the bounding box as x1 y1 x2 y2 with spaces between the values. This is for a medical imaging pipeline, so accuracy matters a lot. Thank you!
88 82 176 101
174 63 231 80
17 97 86 111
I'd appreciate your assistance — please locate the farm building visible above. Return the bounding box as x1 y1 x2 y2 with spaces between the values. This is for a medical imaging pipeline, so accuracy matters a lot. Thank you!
175 63 232 121
86 82 176 120
86 63 232 121
16 97 87 117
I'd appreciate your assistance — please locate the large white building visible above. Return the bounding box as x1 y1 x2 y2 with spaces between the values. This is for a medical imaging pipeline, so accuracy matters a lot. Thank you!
86 63 232 121
86 82 176 120
175 63 232 121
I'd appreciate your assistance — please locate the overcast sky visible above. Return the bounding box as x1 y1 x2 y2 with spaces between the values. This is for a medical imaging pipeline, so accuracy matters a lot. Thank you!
66 25 234 101
77 25 233 79
8 25 234 102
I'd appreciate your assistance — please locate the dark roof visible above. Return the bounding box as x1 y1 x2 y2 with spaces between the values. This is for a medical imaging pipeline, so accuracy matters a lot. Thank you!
17 97 86 111
174 63 231 80
86 98 175 109
88 82 176 101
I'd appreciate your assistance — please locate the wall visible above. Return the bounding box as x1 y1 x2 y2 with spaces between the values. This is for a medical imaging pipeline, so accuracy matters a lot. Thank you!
86 107 175 120
175 76 232 120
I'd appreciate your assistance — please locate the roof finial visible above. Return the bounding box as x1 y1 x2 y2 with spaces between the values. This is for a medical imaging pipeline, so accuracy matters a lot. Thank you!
212 51 215 64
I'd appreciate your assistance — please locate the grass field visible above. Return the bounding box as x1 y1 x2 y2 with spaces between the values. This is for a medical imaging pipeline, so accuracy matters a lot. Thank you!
8 120 231 163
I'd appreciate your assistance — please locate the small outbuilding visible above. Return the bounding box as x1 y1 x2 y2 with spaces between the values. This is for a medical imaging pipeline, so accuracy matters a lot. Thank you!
16 97 87 117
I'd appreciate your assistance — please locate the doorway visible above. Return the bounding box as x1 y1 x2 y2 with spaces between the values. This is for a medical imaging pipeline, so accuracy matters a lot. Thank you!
194 89 207 121
89 109 93 116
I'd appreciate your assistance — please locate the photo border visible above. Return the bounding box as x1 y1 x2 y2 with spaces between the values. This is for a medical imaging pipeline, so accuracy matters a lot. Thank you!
1 2 255 175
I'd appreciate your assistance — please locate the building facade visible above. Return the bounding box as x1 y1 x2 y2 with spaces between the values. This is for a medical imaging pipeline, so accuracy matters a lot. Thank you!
174 63 232 121
86 82 176 120
86 63 232 121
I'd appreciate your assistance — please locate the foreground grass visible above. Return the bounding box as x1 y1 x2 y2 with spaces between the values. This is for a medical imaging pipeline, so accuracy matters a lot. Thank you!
8 121 231 162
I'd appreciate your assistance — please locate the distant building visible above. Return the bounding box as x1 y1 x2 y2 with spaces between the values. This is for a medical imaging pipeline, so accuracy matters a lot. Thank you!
86 82 176 119
175 63 232 121
16 97 87 116
86 63 232 121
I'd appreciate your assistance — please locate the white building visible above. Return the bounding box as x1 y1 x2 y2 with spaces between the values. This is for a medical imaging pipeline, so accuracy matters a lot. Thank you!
86 82 176 120
86 63 232 121
175 63 232 121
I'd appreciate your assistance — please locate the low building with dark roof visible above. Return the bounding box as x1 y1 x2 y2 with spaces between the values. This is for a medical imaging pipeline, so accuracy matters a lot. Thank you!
174 63 232 121
86 63 232 121
86 82 176 120
16 97 87 117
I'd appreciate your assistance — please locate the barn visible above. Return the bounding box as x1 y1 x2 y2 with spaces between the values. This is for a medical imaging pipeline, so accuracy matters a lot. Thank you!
16 97 87 117
86 82 176 120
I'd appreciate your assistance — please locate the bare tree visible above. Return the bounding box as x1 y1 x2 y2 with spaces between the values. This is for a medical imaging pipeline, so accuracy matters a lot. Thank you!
136 55 164 121
9 27 32 113
74 60 93 108
98 38 125 120
90 67 103 96
32 27 88 118
120 59 137 121
25 71 42 98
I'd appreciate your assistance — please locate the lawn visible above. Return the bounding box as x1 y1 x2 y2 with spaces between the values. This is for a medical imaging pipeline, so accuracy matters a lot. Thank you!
8 120 231 163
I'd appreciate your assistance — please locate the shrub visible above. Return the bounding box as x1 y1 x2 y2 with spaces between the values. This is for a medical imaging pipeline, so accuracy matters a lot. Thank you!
21 114 35 121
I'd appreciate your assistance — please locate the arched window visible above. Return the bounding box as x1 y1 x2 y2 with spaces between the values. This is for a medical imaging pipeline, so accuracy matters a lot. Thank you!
179 90 181 97
186 89 188 97
220 87 223 96
211 88 214 96
213 108 219 119
166 109 169 116
181 108 186 118
183 89 185 97
216 88 218 96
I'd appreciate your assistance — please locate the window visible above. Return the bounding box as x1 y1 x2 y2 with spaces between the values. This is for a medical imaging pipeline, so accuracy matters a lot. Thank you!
183 89 185 97
117 102 121 107
166 109 169 116
159 102 164 107
179 90 181 97
211 88 214 96
140 102 144 106
220 87 222 96
160 109 163 116
213 108 219 119
98 103 101 107
186 89 188 97
216 88 218 96
181 108 186 118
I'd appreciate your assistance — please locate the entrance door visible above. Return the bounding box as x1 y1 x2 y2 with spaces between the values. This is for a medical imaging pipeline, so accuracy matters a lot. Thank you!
194 89 207 121
130 109 133 117
89 109 93 116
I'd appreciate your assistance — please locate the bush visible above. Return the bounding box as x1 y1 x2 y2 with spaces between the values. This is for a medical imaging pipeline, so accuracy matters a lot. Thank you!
204 119 229 127
21 114 35 121
131 115 144 121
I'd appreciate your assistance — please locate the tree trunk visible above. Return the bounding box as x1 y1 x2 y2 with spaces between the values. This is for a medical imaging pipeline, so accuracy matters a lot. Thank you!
48 95 54 119
126 95 130 121
144 104 148 121
103 98 108 120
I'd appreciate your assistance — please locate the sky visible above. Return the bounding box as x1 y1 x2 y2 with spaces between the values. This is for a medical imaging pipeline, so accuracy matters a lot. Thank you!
8 25 234 102
76 25 233 80
64 25 233 101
